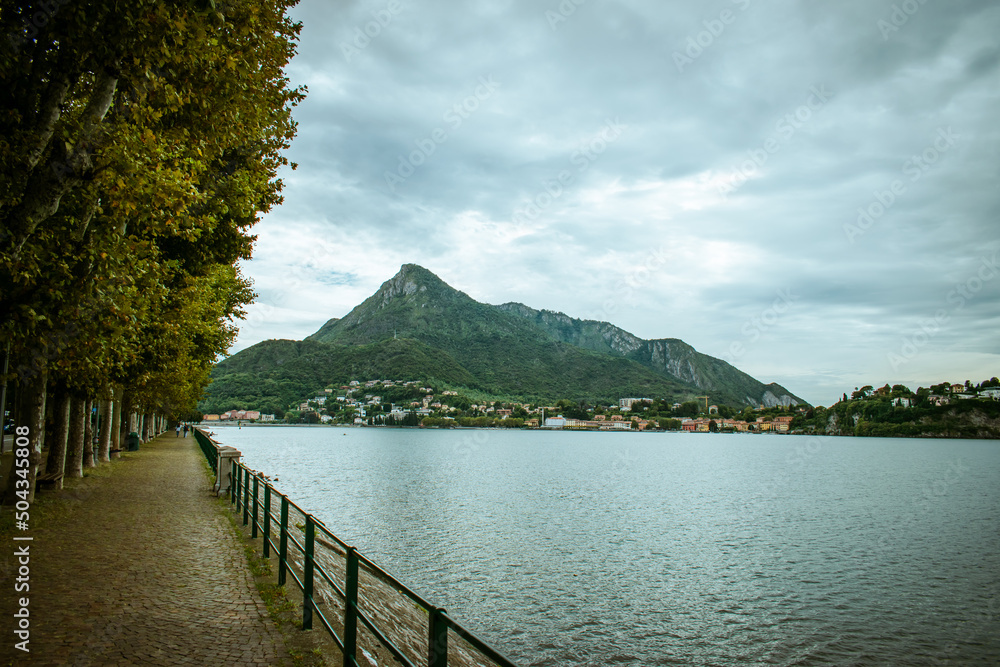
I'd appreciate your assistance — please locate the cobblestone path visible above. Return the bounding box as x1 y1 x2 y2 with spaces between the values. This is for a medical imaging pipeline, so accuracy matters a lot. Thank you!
1 434 291 666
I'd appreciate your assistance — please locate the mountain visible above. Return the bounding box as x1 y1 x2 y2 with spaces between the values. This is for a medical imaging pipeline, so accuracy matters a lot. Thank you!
201 264 805 411
303 264 700 402
494 303 801 407
306 264 802 406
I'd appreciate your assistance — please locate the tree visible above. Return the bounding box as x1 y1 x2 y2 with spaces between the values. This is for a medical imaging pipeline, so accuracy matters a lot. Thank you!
2 0 302 334
676 401 699 418
1 0 304 498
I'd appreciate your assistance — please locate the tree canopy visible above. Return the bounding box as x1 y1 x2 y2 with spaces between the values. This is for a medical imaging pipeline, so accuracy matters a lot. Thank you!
1 0 305 416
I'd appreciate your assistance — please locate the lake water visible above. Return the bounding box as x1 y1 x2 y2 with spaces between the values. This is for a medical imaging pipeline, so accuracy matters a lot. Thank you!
209 426 1000 666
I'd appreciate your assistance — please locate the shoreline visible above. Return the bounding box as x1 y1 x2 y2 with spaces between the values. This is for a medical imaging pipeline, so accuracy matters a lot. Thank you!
197 422 1000 440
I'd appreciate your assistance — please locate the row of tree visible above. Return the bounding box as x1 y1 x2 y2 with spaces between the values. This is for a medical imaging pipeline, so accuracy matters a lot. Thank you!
1 0 304 502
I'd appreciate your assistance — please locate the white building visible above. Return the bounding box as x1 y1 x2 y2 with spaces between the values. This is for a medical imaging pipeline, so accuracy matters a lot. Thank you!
601 420 631 430
619 398 652 411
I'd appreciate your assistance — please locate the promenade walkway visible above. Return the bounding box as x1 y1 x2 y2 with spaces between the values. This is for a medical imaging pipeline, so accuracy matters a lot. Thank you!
1 433 292 666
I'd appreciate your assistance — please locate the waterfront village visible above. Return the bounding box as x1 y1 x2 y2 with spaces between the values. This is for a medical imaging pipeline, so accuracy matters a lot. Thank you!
201 378 1000 433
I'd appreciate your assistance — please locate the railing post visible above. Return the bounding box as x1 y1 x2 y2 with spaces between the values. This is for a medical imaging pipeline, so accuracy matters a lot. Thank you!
230 460 237 505
429 606 448 667
278 495 289 586
242 468 250 526
344 547 359 667
263 484 271 558
251 474 259 538
303 515 315 630
214 447 240 497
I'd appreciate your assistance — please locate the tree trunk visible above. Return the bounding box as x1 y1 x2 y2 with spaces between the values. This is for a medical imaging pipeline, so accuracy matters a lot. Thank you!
111 388 123 458
98 398 112 463
83 398 95 468
44 388 70 489
6 69 119 263
120 394 135 449
0 340 9 454
65 395 85 478
2 370 46 505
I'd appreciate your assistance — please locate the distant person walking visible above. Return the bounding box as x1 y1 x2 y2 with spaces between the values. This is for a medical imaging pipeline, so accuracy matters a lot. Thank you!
183 424 189 438
176 424 181 438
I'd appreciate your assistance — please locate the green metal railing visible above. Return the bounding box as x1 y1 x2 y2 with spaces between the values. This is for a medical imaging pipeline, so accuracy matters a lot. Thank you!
196 429 520 667
194 429 218 475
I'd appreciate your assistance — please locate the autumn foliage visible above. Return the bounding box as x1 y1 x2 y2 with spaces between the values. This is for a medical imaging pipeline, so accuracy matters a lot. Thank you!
0 0 305 492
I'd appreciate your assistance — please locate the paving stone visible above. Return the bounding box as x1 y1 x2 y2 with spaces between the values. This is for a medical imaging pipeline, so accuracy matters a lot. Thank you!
1 434 291 665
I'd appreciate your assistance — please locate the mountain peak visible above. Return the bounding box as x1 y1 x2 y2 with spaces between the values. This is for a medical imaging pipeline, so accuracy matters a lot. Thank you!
303 265 806 407
376 264 450 303
395 263 435 280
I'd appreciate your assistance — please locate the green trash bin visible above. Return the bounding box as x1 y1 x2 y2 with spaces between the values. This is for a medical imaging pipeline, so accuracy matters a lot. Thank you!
126 432 140 452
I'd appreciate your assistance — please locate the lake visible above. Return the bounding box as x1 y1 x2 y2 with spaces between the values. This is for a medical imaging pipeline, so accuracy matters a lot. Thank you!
208 426 1000 666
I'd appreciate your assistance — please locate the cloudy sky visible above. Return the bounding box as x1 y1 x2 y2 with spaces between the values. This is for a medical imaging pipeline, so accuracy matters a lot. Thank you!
236 0 1000 407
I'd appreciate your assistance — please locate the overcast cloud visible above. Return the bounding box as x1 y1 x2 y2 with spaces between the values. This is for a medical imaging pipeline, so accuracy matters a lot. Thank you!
234 0 1000 406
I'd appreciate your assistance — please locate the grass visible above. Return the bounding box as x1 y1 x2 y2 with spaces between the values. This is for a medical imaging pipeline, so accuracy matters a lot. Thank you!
0 449 134 539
